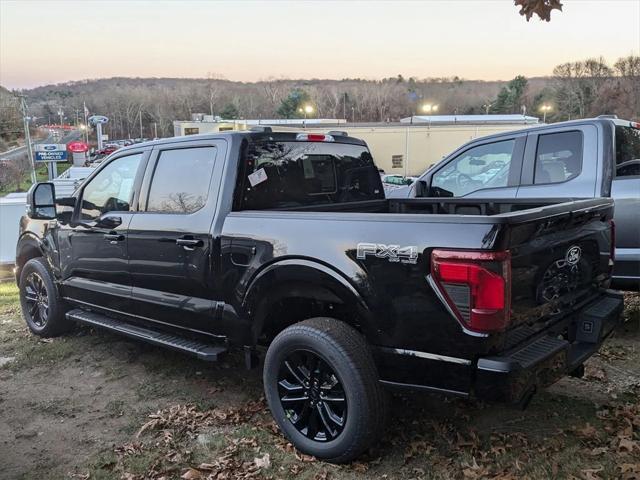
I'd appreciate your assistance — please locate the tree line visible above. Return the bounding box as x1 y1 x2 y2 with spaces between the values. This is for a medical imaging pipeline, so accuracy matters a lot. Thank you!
0 55 637 146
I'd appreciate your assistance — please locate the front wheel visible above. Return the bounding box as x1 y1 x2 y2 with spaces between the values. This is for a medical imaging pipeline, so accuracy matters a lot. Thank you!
19 257 72 337
263 317 387 463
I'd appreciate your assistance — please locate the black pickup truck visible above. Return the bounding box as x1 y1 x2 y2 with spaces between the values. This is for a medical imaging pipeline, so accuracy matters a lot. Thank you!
17 130 622 462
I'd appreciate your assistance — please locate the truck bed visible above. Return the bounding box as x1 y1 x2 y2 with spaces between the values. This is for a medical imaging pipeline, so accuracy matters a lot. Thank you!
246 197 604 224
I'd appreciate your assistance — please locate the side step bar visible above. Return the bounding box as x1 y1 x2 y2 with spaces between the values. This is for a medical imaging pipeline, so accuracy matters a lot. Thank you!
66 309 227 362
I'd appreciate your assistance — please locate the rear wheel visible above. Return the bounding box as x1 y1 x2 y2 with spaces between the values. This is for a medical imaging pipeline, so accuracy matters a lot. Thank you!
263 317 387 463
19 257 72 337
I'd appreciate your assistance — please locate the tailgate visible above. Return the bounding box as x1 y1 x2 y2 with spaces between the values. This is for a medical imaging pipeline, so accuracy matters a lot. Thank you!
505 198 615 342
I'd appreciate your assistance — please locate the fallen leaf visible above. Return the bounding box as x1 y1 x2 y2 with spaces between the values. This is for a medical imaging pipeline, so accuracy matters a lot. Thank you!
254 453 271 469
181 468 202 479
581 466 604 480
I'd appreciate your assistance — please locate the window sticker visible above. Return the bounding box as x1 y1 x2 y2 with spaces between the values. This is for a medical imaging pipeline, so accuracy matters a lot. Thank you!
248 167 268 187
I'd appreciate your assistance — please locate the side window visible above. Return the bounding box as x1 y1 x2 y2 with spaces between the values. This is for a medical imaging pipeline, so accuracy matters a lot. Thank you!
534 131 583 184
615 125 640 178
146 146 216 214
80 153 142 221
431 139 516 196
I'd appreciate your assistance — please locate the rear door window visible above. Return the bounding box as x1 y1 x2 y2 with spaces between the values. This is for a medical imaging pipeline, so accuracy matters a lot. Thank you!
146 147 216 213
615 125 640 178
236 141 383 210
431 139 516 196
533 131 583 184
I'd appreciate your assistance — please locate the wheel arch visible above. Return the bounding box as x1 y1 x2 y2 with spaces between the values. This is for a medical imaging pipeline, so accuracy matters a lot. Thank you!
15 233 44 283
243 259 373 345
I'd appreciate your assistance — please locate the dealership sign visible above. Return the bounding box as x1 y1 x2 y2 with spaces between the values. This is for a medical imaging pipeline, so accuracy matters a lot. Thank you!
34 143 68 162
67 141 89 153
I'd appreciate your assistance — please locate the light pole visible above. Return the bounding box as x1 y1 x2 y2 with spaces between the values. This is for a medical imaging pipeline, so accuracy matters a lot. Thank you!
540 104 552 123
483 103 492 115
57 108 64 127
421 104 439 115
298 104 314 120
18 95 37 183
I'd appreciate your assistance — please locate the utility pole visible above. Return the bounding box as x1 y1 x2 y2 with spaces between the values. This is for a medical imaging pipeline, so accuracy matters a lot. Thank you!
18 95 37 183
343 93 347 121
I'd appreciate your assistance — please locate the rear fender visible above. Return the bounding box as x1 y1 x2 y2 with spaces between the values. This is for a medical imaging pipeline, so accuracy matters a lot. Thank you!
242 259 373 344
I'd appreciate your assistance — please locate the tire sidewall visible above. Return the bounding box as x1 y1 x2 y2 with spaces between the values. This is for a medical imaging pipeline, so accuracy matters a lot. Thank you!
264 325 371 460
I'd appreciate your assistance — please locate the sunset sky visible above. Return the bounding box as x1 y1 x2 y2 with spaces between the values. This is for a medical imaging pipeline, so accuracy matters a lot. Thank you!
1 0 639 89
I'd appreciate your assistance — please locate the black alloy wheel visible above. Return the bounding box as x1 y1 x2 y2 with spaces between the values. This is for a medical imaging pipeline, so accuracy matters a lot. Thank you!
23 272 49 328
19 257 72 337
278 349 347 442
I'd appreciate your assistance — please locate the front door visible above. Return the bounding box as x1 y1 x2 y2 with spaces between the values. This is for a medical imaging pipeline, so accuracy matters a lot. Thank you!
127 141 225 336
58 151 147 312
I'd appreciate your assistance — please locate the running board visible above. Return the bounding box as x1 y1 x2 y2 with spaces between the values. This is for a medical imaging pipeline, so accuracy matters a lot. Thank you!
66 309 226 362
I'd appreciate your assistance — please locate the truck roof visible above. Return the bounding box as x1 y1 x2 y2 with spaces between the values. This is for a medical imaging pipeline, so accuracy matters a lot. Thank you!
114 129 368 154
464 117 633 143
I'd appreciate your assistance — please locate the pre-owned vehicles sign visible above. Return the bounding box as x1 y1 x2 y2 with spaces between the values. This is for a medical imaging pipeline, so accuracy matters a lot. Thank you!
34 144 68 162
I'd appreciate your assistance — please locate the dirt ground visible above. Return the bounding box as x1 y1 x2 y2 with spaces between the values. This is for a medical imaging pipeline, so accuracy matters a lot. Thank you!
1 283 639 480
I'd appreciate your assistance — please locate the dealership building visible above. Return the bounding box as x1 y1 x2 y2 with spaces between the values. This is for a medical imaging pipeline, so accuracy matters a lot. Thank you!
173 114 539 177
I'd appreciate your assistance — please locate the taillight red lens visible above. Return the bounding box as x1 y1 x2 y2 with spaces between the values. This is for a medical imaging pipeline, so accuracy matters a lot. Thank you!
431 250 511 333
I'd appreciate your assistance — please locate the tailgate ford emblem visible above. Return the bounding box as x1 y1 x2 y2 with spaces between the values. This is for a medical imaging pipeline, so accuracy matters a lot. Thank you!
565 245 582 265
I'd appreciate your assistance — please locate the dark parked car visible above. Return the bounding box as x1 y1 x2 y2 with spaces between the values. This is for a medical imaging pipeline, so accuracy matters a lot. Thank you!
16 130 621 462
393 117 640 289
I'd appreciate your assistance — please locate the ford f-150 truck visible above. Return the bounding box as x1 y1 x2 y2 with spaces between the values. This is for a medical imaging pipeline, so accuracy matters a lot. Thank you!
17 130 622 462
394 117 640 289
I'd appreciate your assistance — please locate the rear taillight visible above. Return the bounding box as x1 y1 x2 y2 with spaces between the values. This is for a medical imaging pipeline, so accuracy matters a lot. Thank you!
431 250 511 333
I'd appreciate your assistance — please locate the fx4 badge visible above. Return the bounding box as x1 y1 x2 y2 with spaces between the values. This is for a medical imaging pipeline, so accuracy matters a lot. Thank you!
356 243 419 264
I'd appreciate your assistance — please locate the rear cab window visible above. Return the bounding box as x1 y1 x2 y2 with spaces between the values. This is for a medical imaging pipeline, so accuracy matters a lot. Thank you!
615 124 640 177
234 139 384 210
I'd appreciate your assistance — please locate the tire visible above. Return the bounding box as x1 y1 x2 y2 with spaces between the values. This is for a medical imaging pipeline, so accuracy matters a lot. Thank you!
263 317 387 463
19 257 72 337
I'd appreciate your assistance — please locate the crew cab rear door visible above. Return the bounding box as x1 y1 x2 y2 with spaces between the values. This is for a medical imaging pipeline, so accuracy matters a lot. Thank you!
516 124 598 198
127 139 227 336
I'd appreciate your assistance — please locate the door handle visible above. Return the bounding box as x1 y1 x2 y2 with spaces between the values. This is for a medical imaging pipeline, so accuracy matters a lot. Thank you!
176 237 203 249
104 232 125 242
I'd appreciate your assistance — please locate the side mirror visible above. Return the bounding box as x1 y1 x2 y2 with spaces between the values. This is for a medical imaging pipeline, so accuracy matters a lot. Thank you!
415 180 428 197
27 182 57 220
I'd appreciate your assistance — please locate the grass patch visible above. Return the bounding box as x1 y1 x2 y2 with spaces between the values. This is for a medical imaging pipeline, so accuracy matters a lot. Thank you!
0 162 68 196
0 282 19 315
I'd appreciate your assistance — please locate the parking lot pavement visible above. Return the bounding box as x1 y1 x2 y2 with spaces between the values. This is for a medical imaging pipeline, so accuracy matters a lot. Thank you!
0 283 638 479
